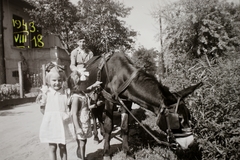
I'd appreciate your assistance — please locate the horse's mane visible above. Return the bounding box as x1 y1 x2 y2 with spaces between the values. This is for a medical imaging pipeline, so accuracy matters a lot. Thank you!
115 50 135 66
117 51 173 97
136 70 177 105
91 51 177 105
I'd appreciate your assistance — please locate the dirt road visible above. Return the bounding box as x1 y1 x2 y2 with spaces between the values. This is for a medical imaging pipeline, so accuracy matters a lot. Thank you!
0 102 124 160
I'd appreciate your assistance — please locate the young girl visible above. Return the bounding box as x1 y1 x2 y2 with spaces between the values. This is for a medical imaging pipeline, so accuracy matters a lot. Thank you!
38 63 74 160
67 71 101 160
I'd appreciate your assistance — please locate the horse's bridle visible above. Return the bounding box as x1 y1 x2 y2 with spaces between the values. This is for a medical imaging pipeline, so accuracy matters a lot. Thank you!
113 68 140 98
100 53 193 149
157 98 193 148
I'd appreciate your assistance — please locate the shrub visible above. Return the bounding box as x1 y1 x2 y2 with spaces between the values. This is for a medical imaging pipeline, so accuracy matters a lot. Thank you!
193 55 240 160
0 84 20 100
162 52 240 159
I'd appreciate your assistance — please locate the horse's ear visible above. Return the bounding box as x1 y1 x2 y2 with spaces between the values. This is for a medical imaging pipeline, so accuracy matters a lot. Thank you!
175 82 203 99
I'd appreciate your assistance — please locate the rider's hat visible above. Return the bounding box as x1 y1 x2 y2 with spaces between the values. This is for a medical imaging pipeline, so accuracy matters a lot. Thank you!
77 35 85 44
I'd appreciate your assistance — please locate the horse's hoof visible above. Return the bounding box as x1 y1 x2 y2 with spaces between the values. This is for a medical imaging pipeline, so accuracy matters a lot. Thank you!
103 156 111 160
127 151 135 159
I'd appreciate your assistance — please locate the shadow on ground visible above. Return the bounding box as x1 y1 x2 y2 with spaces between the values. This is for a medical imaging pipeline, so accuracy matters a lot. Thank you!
87 143 122 160
107 107 202 160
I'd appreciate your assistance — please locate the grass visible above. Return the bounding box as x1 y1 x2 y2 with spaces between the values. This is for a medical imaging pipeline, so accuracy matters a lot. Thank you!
111 108 202 160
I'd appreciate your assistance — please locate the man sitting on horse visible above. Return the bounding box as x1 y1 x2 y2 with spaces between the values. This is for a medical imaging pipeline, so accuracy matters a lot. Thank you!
69 36 103 108
70 36 93 72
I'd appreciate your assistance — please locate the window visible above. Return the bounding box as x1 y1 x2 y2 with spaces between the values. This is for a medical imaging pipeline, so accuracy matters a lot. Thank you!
30 25 44 48
12 14 44 48
12 15 26 48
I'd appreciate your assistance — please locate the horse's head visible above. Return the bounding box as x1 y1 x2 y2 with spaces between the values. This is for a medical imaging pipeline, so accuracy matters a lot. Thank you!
156 82 203 150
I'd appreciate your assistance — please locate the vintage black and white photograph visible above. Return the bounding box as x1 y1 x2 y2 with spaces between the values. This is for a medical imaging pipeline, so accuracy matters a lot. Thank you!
0 0 239 160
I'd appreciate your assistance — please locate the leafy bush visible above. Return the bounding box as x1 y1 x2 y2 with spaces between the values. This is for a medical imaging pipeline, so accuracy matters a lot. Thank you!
157 1 240 158
162 52 240 160
0 84 20 100
131 47 159 75
192 55 240 160
160 0 240 59
112 108 201 160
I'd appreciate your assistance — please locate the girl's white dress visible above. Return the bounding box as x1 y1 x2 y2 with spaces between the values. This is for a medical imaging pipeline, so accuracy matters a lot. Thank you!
39 87 75 144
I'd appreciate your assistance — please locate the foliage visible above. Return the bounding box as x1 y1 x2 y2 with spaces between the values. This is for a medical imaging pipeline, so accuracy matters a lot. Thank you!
74 0 137 55
152 1 240 159
161 52 240 159
25 0 78 52
25 0 137 55
131 47 159 75
158 0 240 60
112 147 177 160
112 107 202 160
0 84 20 100
112 108 178 160
190 54 240 160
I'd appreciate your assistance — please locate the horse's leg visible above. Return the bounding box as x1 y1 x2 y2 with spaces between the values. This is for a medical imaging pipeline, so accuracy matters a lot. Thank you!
120 101 132 157
97 103 105 137
103 101 114 160
91 108 100 144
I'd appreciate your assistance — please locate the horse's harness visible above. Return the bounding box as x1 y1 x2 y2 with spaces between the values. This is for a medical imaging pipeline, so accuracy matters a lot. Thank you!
92 53 193 150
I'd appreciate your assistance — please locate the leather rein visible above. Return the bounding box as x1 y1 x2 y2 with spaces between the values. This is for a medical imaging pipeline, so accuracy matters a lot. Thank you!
98 53 191 149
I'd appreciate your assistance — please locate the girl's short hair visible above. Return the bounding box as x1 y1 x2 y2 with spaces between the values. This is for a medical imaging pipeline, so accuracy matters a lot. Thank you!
67 71 83 94
45 65 66 85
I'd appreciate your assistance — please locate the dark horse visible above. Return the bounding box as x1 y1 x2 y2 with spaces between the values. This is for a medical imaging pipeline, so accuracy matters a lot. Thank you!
68 51 202 160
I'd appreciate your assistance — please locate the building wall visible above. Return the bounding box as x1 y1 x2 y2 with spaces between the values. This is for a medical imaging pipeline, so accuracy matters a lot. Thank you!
2 0 70 84
25 47 71 77
0 0 5 84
